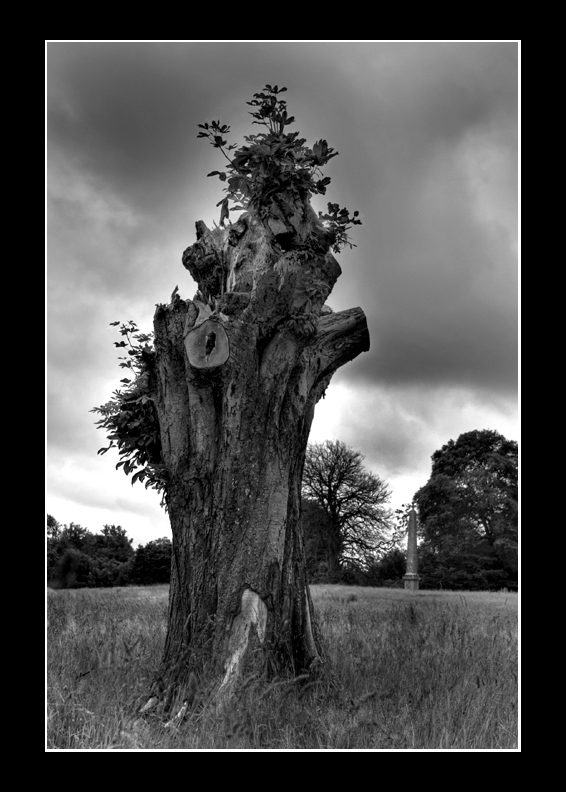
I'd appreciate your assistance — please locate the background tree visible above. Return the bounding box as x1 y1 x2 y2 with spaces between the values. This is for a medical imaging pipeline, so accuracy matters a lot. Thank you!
363 547 407 587
47 514 62 580
417 543 510 591
93 84 369 712
47 517 135 588
95 524 135 563
53 547 95 589
92 525 135 586
48 522 96 587
414 429 518 590
131 537 172 585
302 440 394 581
47 514 61 539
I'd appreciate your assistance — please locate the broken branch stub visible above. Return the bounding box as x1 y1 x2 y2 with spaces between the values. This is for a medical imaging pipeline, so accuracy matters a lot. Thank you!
184 318 229 369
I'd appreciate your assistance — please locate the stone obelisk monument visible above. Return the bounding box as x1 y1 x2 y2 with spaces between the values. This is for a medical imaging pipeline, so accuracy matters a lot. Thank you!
403 506 420 590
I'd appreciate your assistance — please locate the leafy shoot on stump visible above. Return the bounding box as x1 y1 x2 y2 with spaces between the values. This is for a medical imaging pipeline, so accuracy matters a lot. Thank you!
90 320 167 502
198 84 362 252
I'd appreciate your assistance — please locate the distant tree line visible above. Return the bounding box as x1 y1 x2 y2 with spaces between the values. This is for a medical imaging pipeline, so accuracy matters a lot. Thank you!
47 516 172 588
47 430 517 591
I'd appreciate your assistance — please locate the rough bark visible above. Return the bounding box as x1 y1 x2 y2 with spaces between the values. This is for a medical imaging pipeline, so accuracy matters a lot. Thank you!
145 198 369 715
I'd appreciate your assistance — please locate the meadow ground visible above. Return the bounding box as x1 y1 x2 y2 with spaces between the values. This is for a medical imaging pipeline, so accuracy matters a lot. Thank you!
46 584 518 750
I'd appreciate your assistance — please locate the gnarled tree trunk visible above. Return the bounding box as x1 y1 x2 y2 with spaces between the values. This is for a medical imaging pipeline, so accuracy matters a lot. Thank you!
146 198 369 714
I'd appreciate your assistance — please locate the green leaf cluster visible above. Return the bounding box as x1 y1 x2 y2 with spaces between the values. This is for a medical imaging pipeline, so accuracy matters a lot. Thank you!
198 85 361 252
91 321 167 499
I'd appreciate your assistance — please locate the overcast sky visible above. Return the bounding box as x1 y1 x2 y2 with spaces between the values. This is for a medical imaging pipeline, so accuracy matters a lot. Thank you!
46 41 519 547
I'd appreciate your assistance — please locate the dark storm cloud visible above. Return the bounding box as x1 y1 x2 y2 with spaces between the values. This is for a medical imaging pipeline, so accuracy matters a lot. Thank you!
47 42 342 218
48 39 518 405
47 42 518 533
344 185 518 393
47 43 215 200
323 42 518 395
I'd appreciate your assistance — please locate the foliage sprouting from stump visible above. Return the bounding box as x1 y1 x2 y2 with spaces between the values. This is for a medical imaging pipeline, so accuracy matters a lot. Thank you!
198 84 361 252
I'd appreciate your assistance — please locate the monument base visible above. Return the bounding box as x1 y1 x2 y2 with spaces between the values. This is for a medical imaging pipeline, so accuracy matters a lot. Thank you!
403 573 421 591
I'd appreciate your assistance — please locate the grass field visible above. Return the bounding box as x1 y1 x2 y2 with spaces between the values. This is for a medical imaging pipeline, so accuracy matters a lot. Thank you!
46 584 518 750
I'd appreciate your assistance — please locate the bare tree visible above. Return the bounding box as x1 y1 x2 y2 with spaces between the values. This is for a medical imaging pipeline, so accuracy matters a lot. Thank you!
302 440 394 580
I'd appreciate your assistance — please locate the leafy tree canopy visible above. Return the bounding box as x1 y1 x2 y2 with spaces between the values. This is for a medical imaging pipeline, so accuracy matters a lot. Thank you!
414 429 518 588
131 537 172 585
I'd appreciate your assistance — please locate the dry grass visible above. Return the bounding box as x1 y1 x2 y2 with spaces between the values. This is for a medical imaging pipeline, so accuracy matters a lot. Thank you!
46 584 518 750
